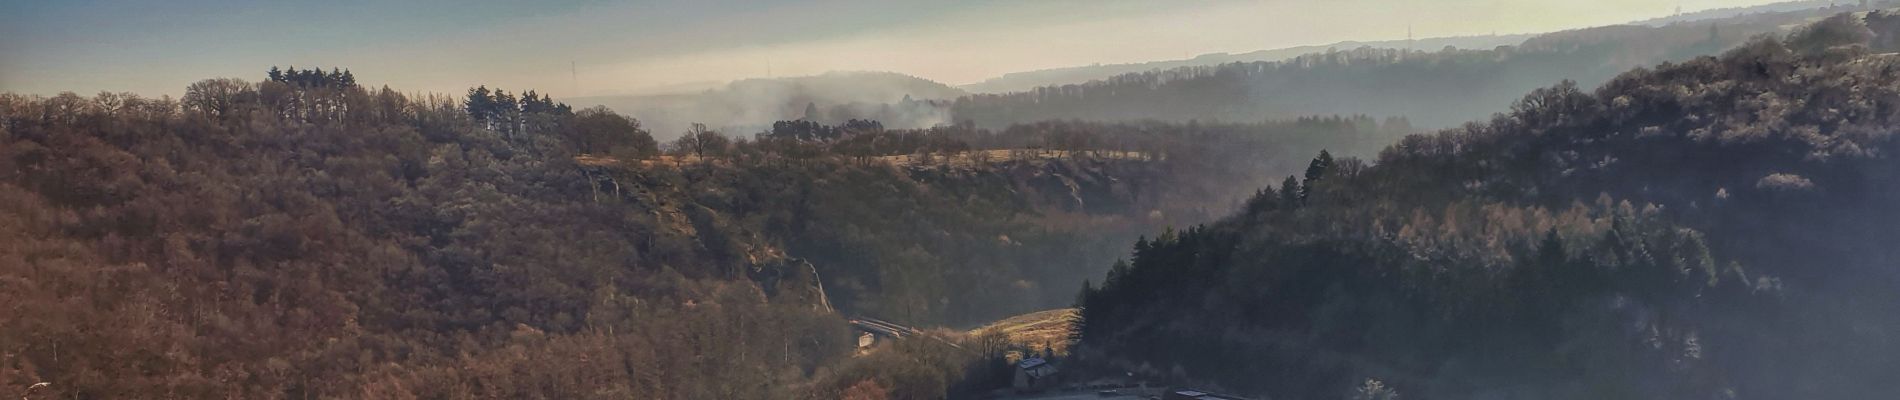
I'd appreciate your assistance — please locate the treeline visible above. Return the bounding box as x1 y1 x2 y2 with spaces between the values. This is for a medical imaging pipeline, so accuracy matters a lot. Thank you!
267 65 357 88
1072 12 1900 400
951 4 1858 130
464 85 573 137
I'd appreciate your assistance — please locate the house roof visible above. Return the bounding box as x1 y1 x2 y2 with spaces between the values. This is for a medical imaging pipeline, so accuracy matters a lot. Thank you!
1172 389 1255 400
1017 357 1057 378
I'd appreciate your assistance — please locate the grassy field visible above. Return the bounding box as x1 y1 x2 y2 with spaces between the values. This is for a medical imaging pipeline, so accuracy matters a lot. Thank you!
969 308 1079 355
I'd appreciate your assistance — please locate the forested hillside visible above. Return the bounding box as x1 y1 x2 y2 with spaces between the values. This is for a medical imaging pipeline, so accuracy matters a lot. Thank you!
954 4 1867 130
0 60 1400 396
0 71 859 398
1074 12 1900 400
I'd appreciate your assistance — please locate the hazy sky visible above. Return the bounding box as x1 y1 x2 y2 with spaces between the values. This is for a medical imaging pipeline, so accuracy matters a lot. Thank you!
0 0 1785 98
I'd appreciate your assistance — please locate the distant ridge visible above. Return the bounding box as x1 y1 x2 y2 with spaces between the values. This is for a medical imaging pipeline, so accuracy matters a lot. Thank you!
957 34 1534 94
948 1 1875 130
957 1 1871 95
1628 0 1855 26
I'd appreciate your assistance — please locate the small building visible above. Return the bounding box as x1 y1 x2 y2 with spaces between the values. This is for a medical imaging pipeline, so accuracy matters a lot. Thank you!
857 332 875 348
1013 357 1059 390
1165 390 1211 400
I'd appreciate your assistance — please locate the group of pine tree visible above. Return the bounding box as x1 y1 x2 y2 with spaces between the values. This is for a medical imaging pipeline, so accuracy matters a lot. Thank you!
266 66 356 88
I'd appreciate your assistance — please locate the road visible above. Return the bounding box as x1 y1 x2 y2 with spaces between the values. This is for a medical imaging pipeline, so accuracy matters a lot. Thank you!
987 388 1156 400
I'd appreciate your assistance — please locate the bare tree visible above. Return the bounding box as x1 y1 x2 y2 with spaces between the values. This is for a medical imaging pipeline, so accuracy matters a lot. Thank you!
674 123 731 160
182 78 256 118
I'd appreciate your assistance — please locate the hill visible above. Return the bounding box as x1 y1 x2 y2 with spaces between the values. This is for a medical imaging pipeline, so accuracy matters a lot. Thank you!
960 2 1877 95
951 3 1870 131
1071 12 1900 400
957 34 1534 94
1629 0 1852 26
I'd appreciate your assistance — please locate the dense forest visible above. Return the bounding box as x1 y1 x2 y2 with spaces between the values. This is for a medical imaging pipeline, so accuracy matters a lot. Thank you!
8 3 1900 400
953 3 1873 130
0 55 1410 396
1074 12 1900 399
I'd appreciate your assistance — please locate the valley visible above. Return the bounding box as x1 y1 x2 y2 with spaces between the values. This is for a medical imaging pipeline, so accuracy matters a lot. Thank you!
5 1 1900 399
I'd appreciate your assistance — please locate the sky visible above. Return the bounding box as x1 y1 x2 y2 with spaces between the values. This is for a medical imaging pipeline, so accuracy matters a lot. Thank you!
0 0 1788 98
